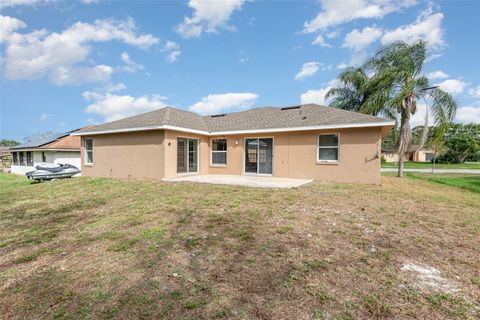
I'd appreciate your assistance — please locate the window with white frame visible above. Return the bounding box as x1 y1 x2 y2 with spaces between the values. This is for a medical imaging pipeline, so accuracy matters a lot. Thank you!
211 139 227 165
85 138 93 164
318 134 339 162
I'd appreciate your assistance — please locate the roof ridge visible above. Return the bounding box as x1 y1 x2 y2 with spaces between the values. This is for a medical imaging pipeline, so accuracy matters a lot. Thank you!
303 103 392 121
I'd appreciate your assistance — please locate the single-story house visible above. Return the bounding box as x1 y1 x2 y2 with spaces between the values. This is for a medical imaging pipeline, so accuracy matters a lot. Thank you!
10 129 83 175
382 145 435 163
73 104 395 184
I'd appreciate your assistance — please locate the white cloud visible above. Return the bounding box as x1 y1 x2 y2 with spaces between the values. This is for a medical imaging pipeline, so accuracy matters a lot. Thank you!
455 106 480 124
0 0 44 9
326 29 341 39
381 12 444 48
337 62 348 69
83 91 168 122
0 15 26 44
189 92 258 115
176 0 245 38
49 65 113 85
119 52 144 73
312 35 331 48
426 70 448 80
468 86 480 98
2 17 159 85
435 79 465 95
295 62 321 81
343 26 382 51
300 88 330 106
300 79 339 106
161 41 181 63
304 0 416 33
81 0 100 3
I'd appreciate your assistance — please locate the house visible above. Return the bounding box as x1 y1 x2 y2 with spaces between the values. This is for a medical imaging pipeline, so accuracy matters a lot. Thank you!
9 129 83 175
382 145 435 163
73 104 395 184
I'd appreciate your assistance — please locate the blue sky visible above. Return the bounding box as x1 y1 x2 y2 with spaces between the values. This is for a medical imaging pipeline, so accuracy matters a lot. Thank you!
1 0 479 141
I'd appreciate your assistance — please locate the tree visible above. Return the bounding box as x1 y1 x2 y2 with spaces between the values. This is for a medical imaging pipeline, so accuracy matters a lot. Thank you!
0 139 20 147
439 124 480 163
426 127 447 173
327 40 457 177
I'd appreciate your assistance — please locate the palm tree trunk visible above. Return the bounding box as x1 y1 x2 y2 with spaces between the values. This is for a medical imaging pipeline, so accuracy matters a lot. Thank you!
397 99 412 177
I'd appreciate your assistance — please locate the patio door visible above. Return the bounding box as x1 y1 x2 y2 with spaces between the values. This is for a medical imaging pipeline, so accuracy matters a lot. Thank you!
177 138 198 174
245 138 273 175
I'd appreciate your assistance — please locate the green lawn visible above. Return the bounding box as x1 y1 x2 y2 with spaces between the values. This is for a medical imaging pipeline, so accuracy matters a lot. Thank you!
382 161 480 169
0 173 479 319
404 173 480 194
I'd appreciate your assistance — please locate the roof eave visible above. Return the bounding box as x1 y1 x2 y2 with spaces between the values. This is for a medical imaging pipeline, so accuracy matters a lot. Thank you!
72 121 396 137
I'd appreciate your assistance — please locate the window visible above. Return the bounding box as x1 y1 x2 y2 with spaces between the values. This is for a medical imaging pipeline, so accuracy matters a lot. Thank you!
85 138 93 164
211 139 227 165
26 151 33 166
19 152 25 165
318 134 339 162
12 152 18 165
42 151 46 162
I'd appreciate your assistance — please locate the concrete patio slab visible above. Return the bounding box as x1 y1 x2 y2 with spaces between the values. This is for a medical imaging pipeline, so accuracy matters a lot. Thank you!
162 174 313 189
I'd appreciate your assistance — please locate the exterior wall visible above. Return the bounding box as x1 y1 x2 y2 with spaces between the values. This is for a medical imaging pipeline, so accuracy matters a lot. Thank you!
164 127 382 184
11 164 36 175
54 151 81 169
81 127 383 184
413 150 434 162
81 130 164 179
383 152 398 162
383 150 434 163
163 130 211 178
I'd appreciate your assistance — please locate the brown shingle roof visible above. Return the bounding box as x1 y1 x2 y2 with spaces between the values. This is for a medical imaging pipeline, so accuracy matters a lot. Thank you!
40 134 81 150
76 104 393 135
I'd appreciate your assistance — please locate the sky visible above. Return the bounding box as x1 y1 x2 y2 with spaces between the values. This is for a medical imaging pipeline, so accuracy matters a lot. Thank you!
1 0 479 141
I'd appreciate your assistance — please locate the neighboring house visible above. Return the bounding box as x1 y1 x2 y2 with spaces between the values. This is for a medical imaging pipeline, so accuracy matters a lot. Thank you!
9 130 83 175
73 104 395 184
382 145 435 163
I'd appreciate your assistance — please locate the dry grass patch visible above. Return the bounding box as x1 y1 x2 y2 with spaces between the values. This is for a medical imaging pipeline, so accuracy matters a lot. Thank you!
0 173 479 319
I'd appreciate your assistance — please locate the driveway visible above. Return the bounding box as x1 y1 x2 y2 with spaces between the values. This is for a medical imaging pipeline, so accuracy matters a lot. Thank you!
163 174 313 188
381 168 480 174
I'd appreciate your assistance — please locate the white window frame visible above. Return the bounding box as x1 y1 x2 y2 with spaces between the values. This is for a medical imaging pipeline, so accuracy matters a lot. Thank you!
85 138 93 165
317 133 340 163
210 138 227 166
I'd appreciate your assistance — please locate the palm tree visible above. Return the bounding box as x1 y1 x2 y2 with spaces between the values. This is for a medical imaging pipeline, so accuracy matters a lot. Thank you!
326 40 457 177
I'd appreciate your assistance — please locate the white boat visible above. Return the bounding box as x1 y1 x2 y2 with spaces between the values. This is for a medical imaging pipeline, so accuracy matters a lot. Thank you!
26 164 80 181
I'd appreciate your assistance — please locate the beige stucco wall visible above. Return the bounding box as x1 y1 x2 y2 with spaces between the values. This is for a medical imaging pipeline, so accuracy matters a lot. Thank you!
413 150 434 162
81 130 164 179
163 127 382 184
81 126 384 184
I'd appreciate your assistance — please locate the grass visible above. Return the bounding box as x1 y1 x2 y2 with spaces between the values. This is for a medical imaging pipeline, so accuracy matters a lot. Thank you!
0 173 479 319
403 173 480 193
381 161 480 169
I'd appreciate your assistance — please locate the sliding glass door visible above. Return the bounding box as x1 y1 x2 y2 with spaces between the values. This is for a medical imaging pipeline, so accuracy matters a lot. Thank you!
245 138 273 175
177 138 198 174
